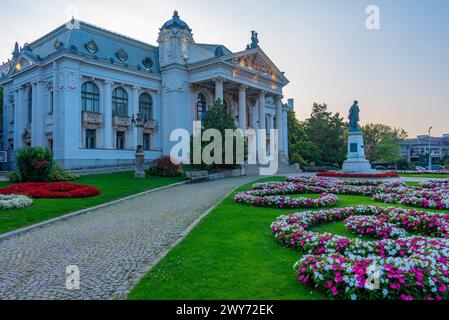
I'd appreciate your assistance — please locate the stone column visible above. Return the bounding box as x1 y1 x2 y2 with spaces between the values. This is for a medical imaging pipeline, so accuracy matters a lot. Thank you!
131 87 141 150
103 80 113 149
276 95 284 152
32 79 46 147
258 90 266 130
238 85 247 131
13 87 23 150
214 77 224 104
51 61 63 162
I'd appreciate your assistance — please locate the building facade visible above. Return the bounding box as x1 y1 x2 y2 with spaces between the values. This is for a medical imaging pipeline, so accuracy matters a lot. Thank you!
0 11 291 170
400 134 449 161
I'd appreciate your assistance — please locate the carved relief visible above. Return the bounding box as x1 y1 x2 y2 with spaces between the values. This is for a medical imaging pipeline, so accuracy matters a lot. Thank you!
59 72 65 89
233 53 275 77
68 72 77 90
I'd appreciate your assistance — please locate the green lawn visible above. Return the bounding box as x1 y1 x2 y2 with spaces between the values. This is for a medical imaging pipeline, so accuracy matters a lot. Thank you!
0 171 185 235
399 174 449 179
128 177 449 300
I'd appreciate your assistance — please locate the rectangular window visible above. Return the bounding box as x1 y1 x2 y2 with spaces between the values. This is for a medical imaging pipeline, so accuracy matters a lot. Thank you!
48 139 53 151
86 129 96 149
116 131 125 150
143 134 151 151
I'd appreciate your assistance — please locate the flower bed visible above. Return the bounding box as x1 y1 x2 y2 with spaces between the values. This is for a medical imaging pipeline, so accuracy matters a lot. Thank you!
254 177 404 197
280 176 449 210
0 182 101 199
344 215 407 239
420 180 449 189
374 187 449 210
271 205 449 300
396 170 449 175
234 188 338 209
0 195 33 210
317 171 398 178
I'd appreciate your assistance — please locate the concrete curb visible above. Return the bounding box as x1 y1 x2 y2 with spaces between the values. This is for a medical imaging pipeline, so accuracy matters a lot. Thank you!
122 176 259 299
0 181 187 242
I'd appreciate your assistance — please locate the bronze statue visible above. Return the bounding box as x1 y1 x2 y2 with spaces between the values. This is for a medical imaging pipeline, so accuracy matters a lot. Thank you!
349 101 360 132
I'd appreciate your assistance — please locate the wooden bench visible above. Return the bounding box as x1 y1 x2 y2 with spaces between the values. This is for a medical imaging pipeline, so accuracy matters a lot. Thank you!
188 170 209 183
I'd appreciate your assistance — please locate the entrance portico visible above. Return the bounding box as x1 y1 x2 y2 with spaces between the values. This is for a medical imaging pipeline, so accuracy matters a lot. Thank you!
188 46 289 158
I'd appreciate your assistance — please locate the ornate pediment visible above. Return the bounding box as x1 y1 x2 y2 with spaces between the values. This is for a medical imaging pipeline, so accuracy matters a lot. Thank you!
6 53 37 78
226 48 288 84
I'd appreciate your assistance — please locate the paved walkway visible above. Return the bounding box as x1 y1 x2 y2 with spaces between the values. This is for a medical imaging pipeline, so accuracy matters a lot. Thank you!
0 176 258 300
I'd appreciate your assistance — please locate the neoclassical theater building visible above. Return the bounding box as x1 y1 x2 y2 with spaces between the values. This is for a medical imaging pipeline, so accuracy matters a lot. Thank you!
0 11 292 169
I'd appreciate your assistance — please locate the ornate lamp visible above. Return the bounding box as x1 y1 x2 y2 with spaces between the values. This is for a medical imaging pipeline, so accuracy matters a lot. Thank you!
131 113 148 179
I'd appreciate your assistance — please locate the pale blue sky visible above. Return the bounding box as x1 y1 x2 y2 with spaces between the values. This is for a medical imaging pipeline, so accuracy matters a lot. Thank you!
1 0 448 136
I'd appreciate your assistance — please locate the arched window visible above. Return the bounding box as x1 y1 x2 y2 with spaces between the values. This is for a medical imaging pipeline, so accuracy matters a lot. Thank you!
196 93 207 120
81 82 100 112
139 93 153 119
27 88 32 124
112 87 128 116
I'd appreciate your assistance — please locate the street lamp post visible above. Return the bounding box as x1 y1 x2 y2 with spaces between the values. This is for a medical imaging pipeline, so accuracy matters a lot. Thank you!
428 126 433 171
132 113 148 179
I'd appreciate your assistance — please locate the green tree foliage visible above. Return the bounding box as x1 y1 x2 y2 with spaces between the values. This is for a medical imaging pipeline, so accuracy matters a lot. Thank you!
362 123 408 162
373 134 401 163
304 103 346 166
190 99 243 171
287 104 346 167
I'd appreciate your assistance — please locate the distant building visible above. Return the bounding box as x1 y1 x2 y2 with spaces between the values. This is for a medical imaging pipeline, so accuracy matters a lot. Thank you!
400 134 449 161
1 11 291 170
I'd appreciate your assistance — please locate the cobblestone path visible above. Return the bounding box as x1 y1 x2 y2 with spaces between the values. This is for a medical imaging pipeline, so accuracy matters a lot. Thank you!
0 176 258 300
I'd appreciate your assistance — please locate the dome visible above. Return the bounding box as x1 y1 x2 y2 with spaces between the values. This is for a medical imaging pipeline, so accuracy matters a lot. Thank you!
161 11 191 31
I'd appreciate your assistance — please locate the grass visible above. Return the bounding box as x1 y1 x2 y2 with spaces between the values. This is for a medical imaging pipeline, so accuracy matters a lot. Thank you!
0 171 185 235
399 174 449 179
128 177 449 300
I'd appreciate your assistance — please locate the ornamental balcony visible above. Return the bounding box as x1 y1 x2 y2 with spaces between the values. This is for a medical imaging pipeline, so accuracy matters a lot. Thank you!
82 111 104 125
113 115 132 127
144 119 156 130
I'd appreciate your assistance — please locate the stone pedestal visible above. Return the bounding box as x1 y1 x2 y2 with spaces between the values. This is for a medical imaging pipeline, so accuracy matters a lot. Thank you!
134 146 146 179
342 131 374 173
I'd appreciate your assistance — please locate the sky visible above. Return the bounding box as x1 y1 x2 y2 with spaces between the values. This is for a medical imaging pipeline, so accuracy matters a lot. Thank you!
1 0 448 137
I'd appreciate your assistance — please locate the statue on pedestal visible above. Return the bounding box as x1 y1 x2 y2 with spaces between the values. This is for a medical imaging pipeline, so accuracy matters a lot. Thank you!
348 101 360 132
342 100 373 173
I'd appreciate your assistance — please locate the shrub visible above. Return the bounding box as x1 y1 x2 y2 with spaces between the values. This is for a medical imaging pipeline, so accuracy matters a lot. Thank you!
6 171 20 183
148 156 182 177
48 165 80 182
395 157 412 170
16 147 54 182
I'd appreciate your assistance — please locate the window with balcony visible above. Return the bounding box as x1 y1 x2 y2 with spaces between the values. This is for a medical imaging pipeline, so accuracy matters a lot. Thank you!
139 93 153 119
81 82 100 113
113 88 128 116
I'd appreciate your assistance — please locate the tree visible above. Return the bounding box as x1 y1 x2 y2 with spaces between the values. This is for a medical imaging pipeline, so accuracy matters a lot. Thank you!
287 104 346 167
362 123 408 162
304 103 346 166
190 99 243 170
373 134 401 163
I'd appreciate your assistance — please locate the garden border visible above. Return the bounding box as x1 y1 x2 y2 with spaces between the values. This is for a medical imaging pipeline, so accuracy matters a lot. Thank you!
0 180 187 242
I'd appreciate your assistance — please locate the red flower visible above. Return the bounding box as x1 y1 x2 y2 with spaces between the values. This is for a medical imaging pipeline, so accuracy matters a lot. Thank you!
317 172 398 179
0 182 100 199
